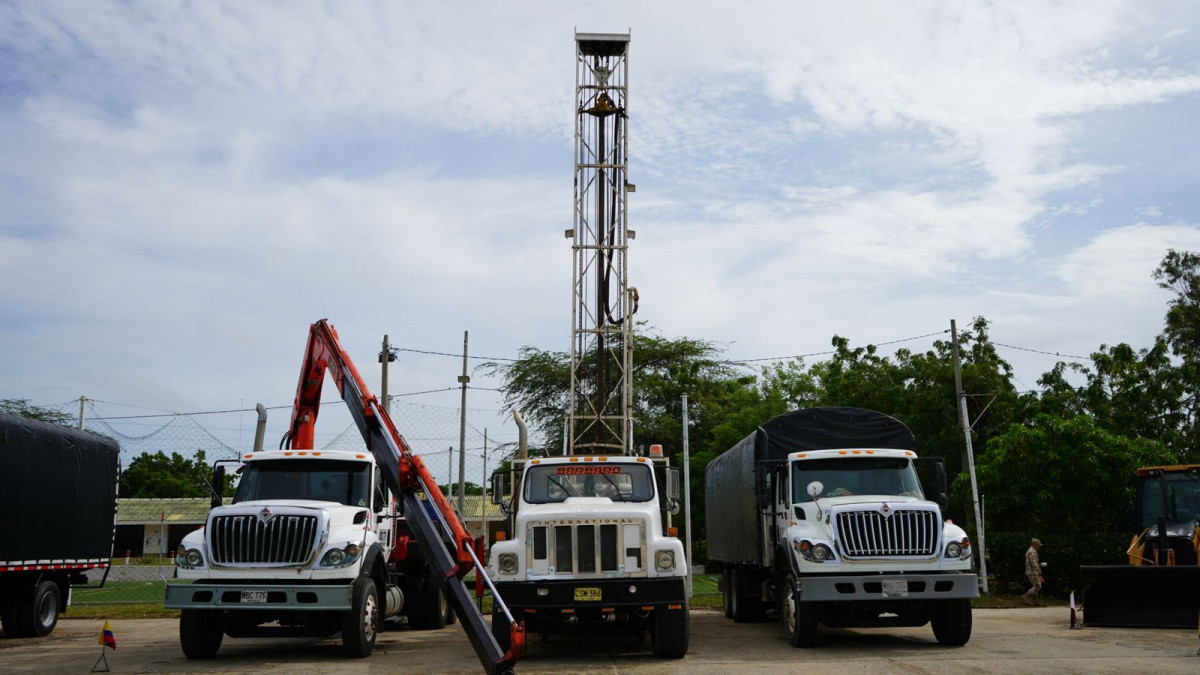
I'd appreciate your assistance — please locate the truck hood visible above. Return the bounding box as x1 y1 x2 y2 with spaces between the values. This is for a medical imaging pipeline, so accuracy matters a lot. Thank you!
519 499 654 522
212 500 369 529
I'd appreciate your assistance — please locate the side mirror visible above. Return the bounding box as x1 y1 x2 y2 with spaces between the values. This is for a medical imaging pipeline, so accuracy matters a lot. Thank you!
755 465 771 510
210 465 226 510
491 474 505 505
665 467 681 515
373 487 386 513
807 481 824 500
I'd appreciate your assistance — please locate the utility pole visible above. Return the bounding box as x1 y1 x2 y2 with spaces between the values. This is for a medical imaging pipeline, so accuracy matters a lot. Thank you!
447 446 454 503
379 334 397 416
951 319 989 593
77 395 86 430
481 428 488 549
457 330 469 515
681 394 693 597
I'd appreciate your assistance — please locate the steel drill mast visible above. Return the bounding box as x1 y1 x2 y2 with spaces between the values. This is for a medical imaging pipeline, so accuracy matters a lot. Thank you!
569 32 635 456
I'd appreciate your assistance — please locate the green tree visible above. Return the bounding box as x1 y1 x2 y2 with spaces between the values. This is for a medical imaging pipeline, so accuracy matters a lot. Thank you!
1153 249 1200 460
0 398 75 425
958 414 1175 535
121 450 231 498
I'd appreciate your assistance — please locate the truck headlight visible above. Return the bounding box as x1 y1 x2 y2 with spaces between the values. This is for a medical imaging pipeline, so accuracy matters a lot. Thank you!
945 537 970 559
655 550 675 572
498 553 518 574
179 547 204 568
320 542 363 568
811 544 832 562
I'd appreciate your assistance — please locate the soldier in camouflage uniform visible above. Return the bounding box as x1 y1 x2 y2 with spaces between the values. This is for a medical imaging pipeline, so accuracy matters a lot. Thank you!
1022 538 1043 605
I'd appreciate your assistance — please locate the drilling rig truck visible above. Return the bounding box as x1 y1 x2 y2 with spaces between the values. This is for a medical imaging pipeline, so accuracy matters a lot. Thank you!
164 320 523 673
706 407 978 647
482 31 689 659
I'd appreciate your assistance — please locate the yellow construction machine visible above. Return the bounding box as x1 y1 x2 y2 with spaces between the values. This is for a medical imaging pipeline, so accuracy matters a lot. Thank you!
1081 464 1200 628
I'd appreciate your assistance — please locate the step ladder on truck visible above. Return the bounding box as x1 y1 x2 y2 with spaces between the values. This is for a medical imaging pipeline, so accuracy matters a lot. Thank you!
165 319 523 673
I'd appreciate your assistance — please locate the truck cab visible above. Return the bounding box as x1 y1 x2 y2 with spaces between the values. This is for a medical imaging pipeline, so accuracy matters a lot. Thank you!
487 454 689 658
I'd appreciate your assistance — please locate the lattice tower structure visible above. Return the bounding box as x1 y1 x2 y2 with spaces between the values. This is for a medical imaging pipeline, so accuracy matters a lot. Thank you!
569 32 636 456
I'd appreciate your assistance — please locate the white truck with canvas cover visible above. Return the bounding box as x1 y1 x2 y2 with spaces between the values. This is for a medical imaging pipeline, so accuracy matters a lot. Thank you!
706 407 978 647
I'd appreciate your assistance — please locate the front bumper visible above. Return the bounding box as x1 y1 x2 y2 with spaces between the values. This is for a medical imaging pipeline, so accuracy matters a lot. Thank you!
798 573 979 602
495 576 686 609
164 581 354 610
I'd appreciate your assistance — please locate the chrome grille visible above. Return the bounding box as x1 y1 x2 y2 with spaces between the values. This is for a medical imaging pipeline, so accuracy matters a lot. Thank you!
210 514 319 564
835 509 939 557
530 521 639 575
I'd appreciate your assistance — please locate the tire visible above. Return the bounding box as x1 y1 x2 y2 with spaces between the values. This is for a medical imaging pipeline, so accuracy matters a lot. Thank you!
722 569 733 619
730 568 765 623
179 609 224 659
15 580 61 638
491 605 509 651
410 575 448 630
0 601 19 637
342 577 380 658
445 600 456 626
931 598 972 646
650 601 689 658
782 574 818 648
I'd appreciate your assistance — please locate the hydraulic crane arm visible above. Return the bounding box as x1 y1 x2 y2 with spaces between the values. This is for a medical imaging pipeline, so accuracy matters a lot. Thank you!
286 319 523 673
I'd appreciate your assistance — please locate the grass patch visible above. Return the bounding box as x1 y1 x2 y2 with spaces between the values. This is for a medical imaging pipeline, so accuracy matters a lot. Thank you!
65 604 179 620
73 580 167 605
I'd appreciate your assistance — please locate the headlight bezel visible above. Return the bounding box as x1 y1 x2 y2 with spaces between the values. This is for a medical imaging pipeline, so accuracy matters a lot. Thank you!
497 553 518 574
654 550 675 572
319 541 363 568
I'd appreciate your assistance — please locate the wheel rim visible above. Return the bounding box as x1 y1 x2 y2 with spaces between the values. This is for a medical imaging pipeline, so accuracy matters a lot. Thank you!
362 593 378 641
784 579 797 636
36 592 55 628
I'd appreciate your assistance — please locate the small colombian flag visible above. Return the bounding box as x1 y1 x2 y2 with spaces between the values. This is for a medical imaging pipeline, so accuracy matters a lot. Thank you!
99 620 116 650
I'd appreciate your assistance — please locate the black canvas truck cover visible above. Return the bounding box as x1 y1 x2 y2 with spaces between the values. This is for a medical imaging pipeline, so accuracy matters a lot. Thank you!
705 407 914 565
0 412 120 564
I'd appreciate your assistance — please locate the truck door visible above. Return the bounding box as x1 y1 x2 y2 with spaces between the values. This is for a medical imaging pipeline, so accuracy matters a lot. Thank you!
775 464 790 551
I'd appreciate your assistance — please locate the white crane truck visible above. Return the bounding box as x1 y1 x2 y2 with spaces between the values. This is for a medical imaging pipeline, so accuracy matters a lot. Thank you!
165 320 523 673
705 407 977 647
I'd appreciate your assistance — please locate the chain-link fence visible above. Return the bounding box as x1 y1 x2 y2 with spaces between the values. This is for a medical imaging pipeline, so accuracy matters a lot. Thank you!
31 397 521 606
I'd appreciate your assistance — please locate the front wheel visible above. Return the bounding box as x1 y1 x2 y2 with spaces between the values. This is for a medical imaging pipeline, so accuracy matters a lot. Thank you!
342 577 380 658
931 598 972 646
782 574 818 647
650 602 689 658
179 609 224 659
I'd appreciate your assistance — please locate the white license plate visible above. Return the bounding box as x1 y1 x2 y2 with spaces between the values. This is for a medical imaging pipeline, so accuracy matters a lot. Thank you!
882 580 908 598
240 590 268 603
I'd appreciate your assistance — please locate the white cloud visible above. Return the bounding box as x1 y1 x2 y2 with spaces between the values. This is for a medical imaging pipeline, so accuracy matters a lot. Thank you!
1055 223 1200 299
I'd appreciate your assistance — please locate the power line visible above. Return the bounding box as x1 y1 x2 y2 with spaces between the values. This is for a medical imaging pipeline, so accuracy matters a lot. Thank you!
723 330 951 365
992 342 1090 361
396 347 519 362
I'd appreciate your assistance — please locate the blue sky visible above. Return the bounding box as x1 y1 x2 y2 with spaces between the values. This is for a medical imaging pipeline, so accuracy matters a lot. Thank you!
3 0 1200 457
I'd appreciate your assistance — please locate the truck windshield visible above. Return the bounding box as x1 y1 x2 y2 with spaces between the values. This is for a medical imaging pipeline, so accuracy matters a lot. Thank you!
523 463 654 504
1139 471 1200 533
233 459 371 507
792 457 924 501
